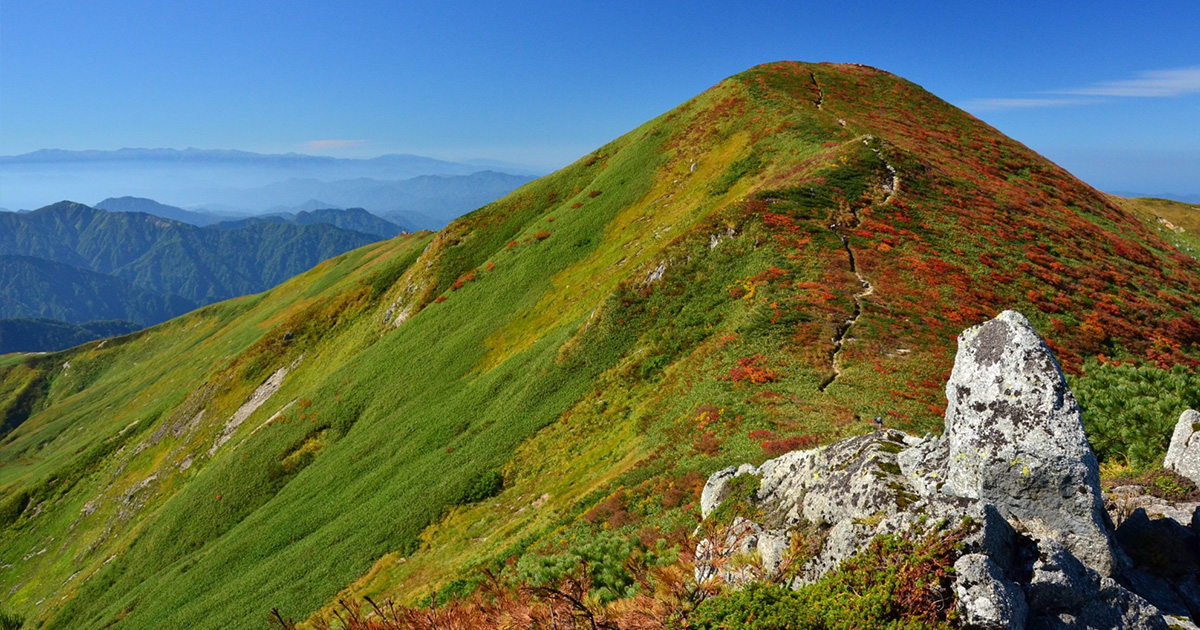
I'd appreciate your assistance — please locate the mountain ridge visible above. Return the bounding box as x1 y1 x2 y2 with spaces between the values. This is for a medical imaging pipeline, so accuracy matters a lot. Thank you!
0 254 196 324
0 201 385 304
211 207 406 239
95 196 229 226
0 61 1196 629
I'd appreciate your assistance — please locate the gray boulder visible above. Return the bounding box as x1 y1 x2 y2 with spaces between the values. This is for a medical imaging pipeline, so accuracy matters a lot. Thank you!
1025 539 1101 613
697 430 919 586
1166 410 1200 485
755 429 916 527
955 553 1028 630
940 310 1121 576
696 310 1189 628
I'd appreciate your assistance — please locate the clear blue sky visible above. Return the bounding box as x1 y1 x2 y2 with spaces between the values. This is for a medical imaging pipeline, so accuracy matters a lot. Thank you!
2 1 1198 194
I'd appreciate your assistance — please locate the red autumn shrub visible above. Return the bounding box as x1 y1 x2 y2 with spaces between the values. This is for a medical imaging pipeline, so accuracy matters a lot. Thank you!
729 355 778 383
747 429 777 441
584 491 635 528
761 434 818 457
692 431 721 456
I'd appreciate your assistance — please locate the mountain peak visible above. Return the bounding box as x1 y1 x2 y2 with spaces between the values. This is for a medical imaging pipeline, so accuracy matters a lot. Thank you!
1 63 1198 630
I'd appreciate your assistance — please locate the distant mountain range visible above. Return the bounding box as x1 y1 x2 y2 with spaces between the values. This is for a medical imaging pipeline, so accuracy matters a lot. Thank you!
199 171 535 229
210 207 406 239
97 197 409 236
1110 190 1200 205
95 196 229 226
0 254 196 323
0 148 540 176
0 148 542 216
89 169 536 232
0 202 401 351
0 318 141 354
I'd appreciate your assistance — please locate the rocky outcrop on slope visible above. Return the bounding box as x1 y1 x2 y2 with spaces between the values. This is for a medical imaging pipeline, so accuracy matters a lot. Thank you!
1167 409 1200 485
698 311 1197 629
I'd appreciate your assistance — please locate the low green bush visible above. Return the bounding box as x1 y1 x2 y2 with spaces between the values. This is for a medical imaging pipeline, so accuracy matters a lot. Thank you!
687 524 965 630
1072 361 1200 469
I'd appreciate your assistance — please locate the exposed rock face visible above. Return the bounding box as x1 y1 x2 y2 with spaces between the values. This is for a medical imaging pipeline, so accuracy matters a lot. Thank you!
1167 410 1200 485
954 553 1028 630
1115 508 1200 623
696 310 1182 629
941 311 1120 577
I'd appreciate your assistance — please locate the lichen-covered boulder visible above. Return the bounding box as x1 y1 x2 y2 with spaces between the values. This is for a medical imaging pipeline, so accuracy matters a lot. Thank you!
695 310 1191 628
940 310 1121 576
954 553 1028 630
755 429 917 527
697 430 921 586
700 463 759 518
1166 410 1200 485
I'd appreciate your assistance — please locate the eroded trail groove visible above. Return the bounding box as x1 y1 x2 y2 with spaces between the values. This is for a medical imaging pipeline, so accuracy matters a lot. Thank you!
818 217 874 391
809 71 825 110
819 140 896 392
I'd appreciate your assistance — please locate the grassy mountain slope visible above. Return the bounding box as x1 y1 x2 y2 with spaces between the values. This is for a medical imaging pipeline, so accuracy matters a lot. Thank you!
0 255 196 324
1 62 1197 629
1110 195 1200 260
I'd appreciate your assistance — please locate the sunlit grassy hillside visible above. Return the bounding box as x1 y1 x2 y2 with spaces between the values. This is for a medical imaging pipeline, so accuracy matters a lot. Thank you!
1110 195 1200 261
1 62 1197 629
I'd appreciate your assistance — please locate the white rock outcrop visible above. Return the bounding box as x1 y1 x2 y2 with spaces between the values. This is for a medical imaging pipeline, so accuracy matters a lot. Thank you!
940 310 1121 577
696 310 1178 630
1166 409 1200 485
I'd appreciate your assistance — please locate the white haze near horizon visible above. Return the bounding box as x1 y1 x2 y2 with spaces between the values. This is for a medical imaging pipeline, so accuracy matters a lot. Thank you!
0 156 543 213
1 149 1196 212
0 163 287 212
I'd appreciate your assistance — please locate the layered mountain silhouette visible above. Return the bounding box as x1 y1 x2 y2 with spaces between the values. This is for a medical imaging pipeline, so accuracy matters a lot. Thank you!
211 207 406 239
0 201 384 305
0 254 196 323
2 149 539 226
95 196 227 226
0 62 1196 630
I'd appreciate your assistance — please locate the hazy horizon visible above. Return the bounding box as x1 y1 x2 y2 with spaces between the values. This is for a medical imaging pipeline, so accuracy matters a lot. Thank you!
3 2 1198 203
0 148 543 213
